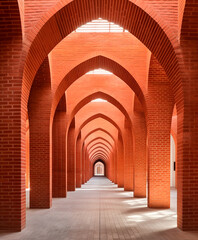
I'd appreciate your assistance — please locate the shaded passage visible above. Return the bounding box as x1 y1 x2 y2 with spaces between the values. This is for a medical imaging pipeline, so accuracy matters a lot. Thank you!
1 177 198 240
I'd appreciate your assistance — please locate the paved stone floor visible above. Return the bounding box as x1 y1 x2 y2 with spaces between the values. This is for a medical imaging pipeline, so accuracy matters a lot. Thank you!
1 177 198 240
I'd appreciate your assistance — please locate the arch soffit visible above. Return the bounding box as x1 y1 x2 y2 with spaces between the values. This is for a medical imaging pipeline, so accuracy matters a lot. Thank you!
89 146 111 158
82 128 116 147
91 152 109 162
88 142 112 154
76 113 123 142
69 91 131 128
87 137 113 152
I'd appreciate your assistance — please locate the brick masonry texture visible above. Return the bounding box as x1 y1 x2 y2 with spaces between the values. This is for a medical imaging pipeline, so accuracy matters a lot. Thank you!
0 0 198 233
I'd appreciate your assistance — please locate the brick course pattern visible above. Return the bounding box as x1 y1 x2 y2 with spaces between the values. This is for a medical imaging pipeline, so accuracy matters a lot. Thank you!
0 0 198 232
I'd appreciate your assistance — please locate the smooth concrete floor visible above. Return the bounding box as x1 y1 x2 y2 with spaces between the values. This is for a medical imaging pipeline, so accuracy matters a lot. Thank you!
1 177 198 240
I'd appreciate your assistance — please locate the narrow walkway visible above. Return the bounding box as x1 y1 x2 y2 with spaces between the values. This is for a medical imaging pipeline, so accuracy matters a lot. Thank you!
1 177 198 240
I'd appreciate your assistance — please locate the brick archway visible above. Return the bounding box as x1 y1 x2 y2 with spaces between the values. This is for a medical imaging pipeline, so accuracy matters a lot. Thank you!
67 91 131 131
89 144 112 156
51 55 145 124
83 128 116 147
87 138 114 153
76 113 123 138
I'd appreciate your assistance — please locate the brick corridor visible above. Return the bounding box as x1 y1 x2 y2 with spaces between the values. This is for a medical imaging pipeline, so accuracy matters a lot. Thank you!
1 177 198 240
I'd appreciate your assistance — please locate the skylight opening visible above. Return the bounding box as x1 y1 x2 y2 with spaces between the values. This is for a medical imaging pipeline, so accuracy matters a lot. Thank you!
86 68 113 75
76 18 128 33
91 98 108 103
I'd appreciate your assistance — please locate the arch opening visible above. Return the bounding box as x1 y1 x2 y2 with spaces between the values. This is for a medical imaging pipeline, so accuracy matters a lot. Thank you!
170 135 176 188
94 160 105 176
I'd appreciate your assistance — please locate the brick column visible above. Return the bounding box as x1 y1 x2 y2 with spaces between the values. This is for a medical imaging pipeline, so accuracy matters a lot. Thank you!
114 150 117 184
67 120 76 191
26 121 30 189
0 32 25 230
89 161 93 179
117 134 124 187
52 97 67 197
133 113 147 197
110 152 114 182
85 151 89 182
177 39 198 230
82 145 85 184
76 133 82 188
28 57 52 208
90 162 94 178
124 123 133 191
147 55 173 208
106 160 110 179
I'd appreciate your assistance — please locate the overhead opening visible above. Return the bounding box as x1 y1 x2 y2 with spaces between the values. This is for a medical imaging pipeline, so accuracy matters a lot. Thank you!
94 161 105 176
76 18 128 32
91 98 108 103
86 68 113 75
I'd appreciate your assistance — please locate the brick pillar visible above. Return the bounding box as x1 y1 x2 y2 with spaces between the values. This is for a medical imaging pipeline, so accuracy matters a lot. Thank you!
117 135 124 187
171 114 177 188
67 120 76 191
106 161 109 179
90 162 94 178
105 162 107 178
84 151 87 182
26 120 30 189
52 96 67 197
114 150 117 184
124 122 133 191
93 162 95 176
110 152 114 182
85 151 89 182
89 161 92 179
147 55 173 208
177 39 198 230
28 57 52 208
117 134 124 187
0 28 25 230
133 113 147 197
109 155 112 181
76 133 82 188
82 145 85 184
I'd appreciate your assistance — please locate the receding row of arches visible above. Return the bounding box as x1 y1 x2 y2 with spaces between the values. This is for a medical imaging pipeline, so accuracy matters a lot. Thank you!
0 0 198 233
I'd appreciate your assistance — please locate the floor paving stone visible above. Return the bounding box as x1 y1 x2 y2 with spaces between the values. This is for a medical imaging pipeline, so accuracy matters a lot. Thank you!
0 177 198 240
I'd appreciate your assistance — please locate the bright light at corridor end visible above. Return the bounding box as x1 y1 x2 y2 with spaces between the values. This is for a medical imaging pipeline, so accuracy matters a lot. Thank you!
91 98 108 103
